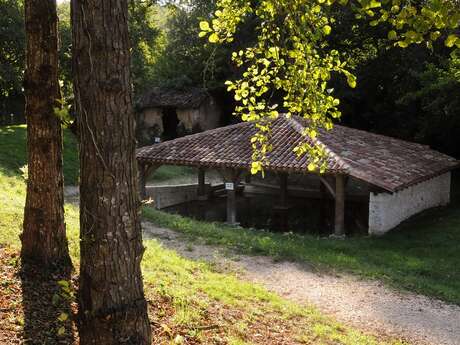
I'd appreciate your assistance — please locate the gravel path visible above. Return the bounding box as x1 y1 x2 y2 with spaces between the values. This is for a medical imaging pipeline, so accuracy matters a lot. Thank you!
143 222 460 345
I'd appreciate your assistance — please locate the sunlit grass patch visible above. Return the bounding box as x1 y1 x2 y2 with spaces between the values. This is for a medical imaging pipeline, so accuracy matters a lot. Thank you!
148 165 196 182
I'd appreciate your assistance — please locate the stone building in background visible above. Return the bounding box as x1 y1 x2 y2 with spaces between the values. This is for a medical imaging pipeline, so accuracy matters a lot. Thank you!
136 87 224 145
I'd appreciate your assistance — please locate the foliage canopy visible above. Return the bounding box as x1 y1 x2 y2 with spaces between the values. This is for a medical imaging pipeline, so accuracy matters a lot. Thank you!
200 0 460 173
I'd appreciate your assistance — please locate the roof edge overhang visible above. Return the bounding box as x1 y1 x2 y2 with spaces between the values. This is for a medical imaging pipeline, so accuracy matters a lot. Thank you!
137 156 348 176
359 163 460 194
138 156 459 194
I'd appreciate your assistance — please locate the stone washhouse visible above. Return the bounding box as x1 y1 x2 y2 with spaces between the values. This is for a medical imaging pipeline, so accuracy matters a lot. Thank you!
136 87 223 145
137 115 459 236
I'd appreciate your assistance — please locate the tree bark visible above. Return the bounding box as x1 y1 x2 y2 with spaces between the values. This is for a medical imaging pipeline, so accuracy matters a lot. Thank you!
22 0 71 269
71 0 152 344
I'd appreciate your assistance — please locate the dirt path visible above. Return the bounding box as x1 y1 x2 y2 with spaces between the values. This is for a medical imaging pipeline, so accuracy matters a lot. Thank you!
142 222 460 345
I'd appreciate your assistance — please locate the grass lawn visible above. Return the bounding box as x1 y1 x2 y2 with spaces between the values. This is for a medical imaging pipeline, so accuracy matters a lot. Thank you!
0 125 79 185
0 124 403 344
149 165 196 182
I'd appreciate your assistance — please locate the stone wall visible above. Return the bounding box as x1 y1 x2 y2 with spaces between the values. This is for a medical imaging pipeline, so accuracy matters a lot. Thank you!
177 108 201 133
177 96 222 133
368 172 451 235
137 108 163 144
146 183 210 209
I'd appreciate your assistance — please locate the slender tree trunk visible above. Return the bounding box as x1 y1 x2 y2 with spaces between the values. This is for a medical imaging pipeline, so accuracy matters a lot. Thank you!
71 0 151 343
22 0 71 269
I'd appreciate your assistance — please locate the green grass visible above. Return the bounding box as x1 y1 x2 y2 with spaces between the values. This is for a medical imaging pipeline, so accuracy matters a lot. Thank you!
0 125 79 185
149 165 196 182
143 203 460 305
0 125 402 344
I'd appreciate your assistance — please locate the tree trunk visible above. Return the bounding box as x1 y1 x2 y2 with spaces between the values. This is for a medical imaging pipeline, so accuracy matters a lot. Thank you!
71 0 152 344
22 0 71 269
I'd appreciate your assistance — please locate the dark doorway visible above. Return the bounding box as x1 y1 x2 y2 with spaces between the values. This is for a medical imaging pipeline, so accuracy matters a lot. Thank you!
162 107 179 140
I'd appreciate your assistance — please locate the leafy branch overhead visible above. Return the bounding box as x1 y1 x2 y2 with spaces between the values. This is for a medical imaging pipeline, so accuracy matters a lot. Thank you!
199 0 459 174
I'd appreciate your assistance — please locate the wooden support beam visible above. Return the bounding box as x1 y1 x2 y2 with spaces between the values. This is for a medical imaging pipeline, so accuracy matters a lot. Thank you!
319 176 336 199
197 167 207 200
279 173 288 207
319 179 328 233
226 186 237 224
244 173 252 184
220 169 242 225
334 174 345 236
271 173 289 232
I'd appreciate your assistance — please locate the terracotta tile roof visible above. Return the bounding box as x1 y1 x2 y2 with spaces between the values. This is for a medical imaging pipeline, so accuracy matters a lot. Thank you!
137 115 459 192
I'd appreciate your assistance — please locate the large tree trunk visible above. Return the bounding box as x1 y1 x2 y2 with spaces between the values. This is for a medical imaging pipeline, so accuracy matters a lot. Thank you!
71 0 152 344
22 0 71 269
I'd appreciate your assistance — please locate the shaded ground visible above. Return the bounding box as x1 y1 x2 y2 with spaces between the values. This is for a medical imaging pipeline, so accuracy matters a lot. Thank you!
143 222 460 345
0 246 75 345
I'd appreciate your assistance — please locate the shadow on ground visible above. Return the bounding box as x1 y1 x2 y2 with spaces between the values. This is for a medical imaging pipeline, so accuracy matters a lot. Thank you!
20 261 76 345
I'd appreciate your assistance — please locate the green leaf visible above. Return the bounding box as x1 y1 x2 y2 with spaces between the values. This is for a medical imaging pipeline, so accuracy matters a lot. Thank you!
58 313 68 322
57 280 69 288
208 33 219 43
199 21 210 31
369 0 382 8
323 25 332 35
430 31 441 41
52 293 60 305
387 30 398 40
347 75 357 88
445 34 458 48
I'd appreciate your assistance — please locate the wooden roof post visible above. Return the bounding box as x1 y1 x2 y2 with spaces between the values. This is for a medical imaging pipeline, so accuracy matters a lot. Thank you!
319 178 328 234
334 174 346 236
273 172 289 232
197 167 207 200
244 173 252 184
226 184 237 224
220 169 241 225
279 172 288 207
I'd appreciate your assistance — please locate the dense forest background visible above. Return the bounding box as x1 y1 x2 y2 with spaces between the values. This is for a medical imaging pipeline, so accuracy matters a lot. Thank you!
1 0 459 156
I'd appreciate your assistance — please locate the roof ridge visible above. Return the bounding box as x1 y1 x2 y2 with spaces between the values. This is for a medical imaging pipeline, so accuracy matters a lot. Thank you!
283 115 352 173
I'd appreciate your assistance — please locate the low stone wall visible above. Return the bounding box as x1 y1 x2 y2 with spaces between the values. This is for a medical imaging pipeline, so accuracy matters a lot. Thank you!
368 172 451 235
146 183 209 209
